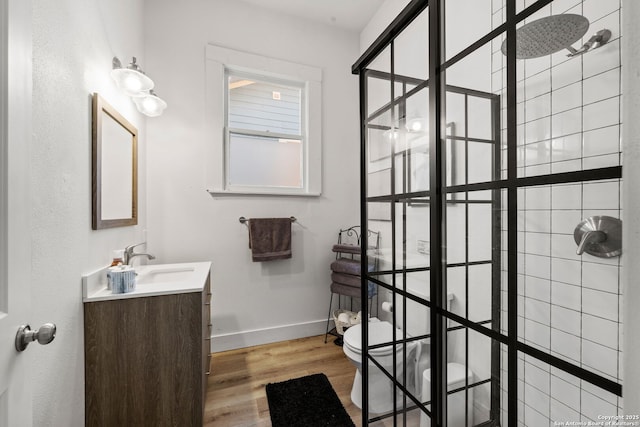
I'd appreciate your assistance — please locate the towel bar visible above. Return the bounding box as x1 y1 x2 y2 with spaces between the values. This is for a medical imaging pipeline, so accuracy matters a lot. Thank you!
238 216 296 224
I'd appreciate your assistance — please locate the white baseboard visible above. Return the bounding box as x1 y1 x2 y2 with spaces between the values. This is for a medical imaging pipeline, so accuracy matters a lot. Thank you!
211 319 332 352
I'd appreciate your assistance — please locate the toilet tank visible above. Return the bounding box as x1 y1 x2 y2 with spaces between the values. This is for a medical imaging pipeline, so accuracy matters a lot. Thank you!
374 249 453 336
392 286 454 337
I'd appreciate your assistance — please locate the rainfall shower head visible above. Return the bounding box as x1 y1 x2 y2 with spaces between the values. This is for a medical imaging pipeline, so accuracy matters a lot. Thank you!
501 14 609 59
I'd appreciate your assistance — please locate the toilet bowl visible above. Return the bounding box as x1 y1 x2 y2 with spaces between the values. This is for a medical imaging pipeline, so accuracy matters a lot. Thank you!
342 320 416 414
340 259 470 417
419 362 474 427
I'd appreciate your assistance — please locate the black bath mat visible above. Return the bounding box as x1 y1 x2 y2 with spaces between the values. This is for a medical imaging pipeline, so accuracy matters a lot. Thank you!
265 373 355 427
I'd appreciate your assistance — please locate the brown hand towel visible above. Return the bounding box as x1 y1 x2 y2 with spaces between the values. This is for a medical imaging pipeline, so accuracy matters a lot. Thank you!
331 272 361 288
248 218 292 262
330 258 361 276
332 244 360 255
330 281 361 298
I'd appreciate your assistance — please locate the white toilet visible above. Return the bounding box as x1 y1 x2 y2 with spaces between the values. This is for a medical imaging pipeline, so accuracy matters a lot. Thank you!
342 289 474 421
420 362 474 427
342 320 417 414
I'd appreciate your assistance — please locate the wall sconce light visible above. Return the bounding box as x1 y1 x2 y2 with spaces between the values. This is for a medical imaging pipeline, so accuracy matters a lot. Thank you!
111 57 153 96
132 90 167 117
111 56 167 117
385 127 400 141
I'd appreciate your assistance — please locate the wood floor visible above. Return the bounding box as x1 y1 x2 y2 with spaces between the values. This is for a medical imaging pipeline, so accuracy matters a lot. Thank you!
204 334 363 426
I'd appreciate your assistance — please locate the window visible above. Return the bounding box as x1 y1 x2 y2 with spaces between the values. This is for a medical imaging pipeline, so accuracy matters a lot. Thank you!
205 45 322 196
226 71 304 189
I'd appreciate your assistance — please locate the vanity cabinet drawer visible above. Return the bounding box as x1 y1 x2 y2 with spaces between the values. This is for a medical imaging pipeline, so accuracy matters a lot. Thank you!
202 278 212 416
202 275 212 386
84 273 211 427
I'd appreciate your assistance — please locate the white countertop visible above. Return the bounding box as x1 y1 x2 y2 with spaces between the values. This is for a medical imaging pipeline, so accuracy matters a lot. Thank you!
82 261 211 302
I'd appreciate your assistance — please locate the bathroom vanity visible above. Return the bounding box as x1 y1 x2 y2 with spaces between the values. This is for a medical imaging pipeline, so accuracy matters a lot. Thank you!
82 262 212 426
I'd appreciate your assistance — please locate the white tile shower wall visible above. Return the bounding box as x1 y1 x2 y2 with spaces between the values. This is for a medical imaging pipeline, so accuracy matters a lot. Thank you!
493 0 623 425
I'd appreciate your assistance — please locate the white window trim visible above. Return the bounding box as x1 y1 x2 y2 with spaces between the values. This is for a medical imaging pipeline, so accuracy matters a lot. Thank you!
205 44 322 196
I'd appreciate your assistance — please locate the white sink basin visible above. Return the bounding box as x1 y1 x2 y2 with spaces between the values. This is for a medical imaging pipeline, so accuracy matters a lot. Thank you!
136 266 197 285
82 261 211 302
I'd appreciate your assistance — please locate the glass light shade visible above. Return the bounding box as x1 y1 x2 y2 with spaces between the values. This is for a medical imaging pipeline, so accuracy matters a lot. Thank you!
111 69 154 97
385 127 400 141
133 92 167 117
110 57 154 97
406 117 428 133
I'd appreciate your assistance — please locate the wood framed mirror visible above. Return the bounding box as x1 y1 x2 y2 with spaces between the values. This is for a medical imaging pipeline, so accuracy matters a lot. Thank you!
92 93 138 230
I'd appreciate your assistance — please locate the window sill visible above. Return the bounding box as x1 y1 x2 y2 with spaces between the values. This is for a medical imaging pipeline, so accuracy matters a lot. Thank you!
206 189 321 198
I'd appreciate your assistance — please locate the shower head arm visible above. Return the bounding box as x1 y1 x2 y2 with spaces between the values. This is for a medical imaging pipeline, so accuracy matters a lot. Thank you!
566 29 612 57
565 45 579 55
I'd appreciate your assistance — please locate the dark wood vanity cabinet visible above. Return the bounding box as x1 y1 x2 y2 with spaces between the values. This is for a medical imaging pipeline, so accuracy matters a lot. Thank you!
84 275 212 426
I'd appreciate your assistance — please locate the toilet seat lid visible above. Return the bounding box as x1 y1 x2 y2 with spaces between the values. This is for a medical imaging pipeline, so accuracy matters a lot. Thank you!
343 321 401 356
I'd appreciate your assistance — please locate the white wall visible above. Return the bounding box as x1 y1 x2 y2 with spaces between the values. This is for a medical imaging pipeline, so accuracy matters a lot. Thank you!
143 0 360 351
360 0 411 51
31 0 147 425
621 0 640 415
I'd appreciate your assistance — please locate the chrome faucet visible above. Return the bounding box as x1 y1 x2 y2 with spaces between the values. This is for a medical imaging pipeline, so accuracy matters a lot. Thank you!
124 242 156 265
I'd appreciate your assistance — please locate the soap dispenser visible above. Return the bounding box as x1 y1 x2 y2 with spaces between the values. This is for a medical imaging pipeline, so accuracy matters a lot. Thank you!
110 249 124 266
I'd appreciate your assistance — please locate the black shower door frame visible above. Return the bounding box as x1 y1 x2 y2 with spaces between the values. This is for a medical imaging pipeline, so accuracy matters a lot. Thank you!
353 0 624 426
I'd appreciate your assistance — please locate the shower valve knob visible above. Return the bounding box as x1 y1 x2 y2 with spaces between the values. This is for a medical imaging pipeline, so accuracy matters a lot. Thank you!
573 216 622 258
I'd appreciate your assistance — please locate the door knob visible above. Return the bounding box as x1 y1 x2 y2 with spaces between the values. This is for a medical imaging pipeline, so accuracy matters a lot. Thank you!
15 323 57 352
